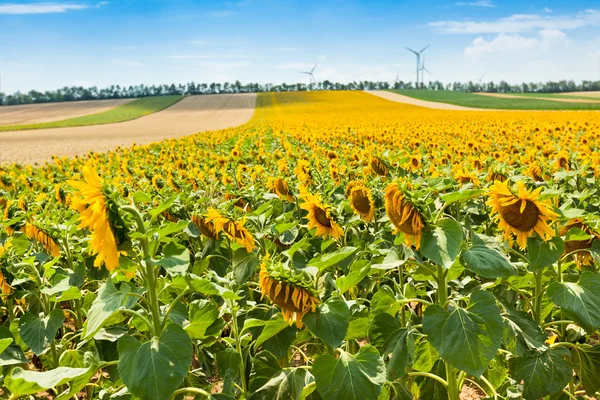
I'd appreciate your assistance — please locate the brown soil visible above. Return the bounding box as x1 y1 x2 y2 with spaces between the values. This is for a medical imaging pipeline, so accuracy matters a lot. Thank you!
0 94 257 165
460 384 486 400
475 92 600 103
367 91 495 111
0 99 134 126
559 91 600 98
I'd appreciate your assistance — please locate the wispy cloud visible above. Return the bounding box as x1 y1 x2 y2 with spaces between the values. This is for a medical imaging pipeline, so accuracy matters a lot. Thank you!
431 9 600 34
464 29 570 56
455 1 496 8
208 10 234 17
0 2 88 14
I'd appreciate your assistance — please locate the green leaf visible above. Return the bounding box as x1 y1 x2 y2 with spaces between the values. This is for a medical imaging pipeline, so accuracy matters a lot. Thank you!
155 242 190 275
249 351 281 392
248 350 314 400
255 314 290 349
217 348 243 383
508 347 571 399
148 194 178 217
0 337 13 354
527 236 564 271
423 290 502 376
184 299 220 339
368 313 413 380
186 274 241 300
118 323 192 400
19 310 65 355
312 345 386 400
501 303 548 353
336 260 370 294
371 249 403 270
0 326 27 366
82 279 137 339
369 286 402 319
440 189 484 205
412 337 439 373
546 271 600 333
5 366 89 397
420 219 463 269
564 227 594 241
303 296 349 349
232 248 259 284
461 244 518 278
308 246 358 273
419 360 447 400
155 220 189 238
571 345 600 396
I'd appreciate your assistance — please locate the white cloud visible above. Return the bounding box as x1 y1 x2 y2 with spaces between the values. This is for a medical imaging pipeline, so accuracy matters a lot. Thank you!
208 10 234 17
96 1 108 8
0 2 88 14
455 1 496 8
544 7 552 13
430 9 600 34
464 29 569 57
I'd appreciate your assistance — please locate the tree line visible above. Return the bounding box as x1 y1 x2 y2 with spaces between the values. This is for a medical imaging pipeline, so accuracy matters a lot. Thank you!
1 79 599 106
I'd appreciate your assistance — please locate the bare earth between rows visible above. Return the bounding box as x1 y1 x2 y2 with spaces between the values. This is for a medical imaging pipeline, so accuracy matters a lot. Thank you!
0 98 135 126
0 94 257 165
366 90 496 111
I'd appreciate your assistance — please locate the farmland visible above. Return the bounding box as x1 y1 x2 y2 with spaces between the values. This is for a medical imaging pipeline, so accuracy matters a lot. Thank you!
390 89 600 110
1 91 600 400
0 96 183 132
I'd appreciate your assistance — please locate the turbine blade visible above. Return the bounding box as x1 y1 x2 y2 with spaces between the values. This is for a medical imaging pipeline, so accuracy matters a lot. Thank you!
405 47 419 55
311 62 319 73
419 44 430 53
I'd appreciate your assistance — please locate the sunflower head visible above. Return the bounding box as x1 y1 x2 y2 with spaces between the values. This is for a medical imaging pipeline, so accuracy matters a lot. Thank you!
269 177 294 202
370 157 389 177
346 182 375 222
23 223 60 257
191 214 217 238
486 180 558 249
560 218 600 268
384 182 425 249
300 193 344 239
258 256 320 328
205 208 255 252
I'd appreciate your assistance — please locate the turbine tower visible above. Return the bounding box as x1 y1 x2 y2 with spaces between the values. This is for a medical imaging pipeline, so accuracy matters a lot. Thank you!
405 45 430 87
420 56 432 81
299 62 318 88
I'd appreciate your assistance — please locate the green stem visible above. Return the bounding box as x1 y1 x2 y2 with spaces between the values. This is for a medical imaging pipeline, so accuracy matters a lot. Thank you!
50 341 60 368
437 265 459 400
161 290 190 331
445 362 460 400
229 301 248 397
407 372 448 387
169 387 211 399
533 270 543 325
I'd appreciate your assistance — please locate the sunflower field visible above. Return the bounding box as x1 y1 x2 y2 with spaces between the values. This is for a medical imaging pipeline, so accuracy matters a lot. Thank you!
1 91 600 400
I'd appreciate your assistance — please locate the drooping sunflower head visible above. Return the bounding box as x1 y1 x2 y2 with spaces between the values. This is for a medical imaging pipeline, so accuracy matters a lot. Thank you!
526 162 545 182
23 223 60 257
67 165 123 271
191 214 217 238
346 182 375 222
560 218 600 268
486 180 558 249
258 256 320 328
269 177 294 202
384 182 425 249
300 193 344 239
205 208 255 252
370 156 389 177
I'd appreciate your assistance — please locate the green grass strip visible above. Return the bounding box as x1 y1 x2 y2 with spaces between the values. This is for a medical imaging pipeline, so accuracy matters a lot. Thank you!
0 95 184 132
387 90 600 110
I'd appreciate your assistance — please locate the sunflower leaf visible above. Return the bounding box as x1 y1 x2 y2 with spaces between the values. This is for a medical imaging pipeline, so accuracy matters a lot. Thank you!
303 296 349 349
508 347 571 399
526 236 564 271
308 246 357 273
420 219 463 270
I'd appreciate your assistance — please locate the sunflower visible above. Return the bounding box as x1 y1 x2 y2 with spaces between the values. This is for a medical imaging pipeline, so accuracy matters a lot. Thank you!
191 214 217 238
270 177 294 202
67 165 120 271
384 183 425 249
206 208 255 252
23 223 60 257
346 182 375 222
486 180 558 250
409 155 421 171
300 193 344 239
0 241 14 297
560 219 600 268
258 256 320 328
370 156 388 176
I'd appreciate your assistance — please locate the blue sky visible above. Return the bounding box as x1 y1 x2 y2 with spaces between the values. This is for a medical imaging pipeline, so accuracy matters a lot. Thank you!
1 0 599 93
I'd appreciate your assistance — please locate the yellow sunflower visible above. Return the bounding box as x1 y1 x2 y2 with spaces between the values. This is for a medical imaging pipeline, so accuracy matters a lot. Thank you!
0 241 14 297
68 165 120 271
300 193 344 239
23 223 60 257
346 182 375 222
206 208 255 252
384 183 425 249
270 177 294 202
191 214 217 238
560 219 600 268
370 156 389 176
259 257 320 328
487 180 558 250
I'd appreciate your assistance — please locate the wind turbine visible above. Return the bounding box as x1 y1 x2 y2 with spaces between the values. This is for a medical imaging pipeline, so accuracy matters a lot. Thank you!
299 62 318 88
477 73 486 84
405 45 430 87
394 68 400 85
420 56 432 79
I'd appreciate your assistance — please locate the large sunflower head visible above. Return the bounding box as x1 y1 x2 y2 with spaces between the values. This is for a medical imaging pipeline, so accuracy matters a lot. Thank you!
486 180 558 250
258 256 320 328
191 214 217 238
560 218 600 268
370 156 389 177
384 182 425 249
300 193 344 239
205 208 255 252
23 223 60 257
67 165 124 271
346 182 375 222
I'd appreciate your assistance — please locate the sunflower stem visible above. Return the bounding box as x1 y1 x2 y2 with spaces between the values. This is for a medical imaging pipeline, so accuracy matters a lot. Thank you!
533 270 543 325
436 264 459 400
227 300 248 397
